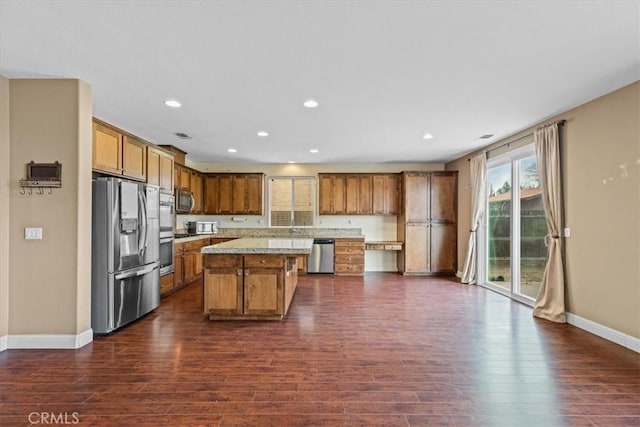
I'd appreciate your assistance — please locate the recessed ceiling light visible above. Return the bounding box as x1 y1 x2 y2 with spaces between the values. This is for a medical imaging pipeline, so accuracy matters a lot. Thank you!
227 148 237 153
478 134 494 139
309 149 319 153
303 99 319 108
287 161 295 164
174 132 191 139
164 99 181 108
423 133 434 140
257 131 269 137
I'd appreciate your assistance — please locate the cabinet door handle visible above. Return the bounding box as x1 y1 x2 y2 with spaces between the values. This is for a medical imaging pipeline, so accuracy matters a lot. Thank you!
237 270 243 276
245 270 250 276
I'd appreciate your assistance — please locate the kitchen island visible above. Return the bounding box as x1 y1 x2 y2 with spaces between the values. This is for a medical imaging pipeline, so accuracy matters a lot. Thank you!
201 238 313 320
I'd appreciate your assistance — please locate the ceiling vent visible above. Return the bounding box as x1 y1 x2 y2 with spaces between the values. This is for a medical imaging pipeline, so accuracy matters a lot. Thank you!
478 134 494 139
174 132 191 139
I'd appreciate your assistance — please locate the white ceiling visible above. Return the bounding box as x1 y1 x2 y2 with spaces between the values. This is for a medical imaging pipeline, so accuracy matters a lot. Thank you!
1 1 638 164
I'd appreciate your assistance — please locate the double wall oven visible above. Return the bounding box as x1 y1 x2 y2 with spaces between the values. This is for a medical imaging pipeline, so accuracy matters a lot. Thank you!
159 192 175 276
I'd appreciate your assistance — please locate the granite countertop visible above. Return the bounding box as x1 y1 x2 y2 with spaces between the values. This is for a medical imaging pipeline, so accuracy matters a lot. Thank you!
214 227 364 239
176 227 364 242
201 238 314 255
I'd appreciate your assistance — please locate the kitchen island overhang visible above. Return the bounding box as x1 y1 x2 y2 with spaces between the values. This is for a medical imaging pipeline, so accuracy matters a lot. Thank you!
201 238 313 320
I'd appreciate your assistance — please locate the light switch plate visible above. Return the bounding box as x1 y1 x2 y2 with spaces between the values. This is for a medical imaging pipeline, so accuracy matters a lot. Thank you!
563 227 571 238
25 227 43 240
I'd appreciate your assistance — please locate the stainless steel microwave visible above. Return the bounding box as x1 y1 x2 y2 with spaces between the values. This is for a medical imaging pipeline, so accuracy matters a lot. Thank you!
175 188 194 213
187 221 219 235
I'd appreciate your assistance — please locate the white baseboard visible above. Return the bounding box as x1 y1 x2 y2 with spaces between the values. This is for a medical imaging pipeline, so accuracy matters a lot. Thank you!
566 312 640 353
0 335 7 352
6 329 93 350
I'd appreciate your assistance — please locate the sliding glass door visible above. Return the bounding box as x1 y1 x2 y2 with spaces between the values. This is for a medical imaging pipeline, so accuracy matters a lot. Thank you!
481 145 546 304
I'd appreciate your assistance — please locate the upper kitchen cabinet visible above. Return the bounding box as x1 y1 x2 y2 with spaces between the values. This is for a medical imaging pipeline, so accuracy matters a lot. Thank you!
122 135 147 181
146 146 174 192
174 164 191 191
346 175 372 214
92 119 146 181
372 174 399 215
190 170 203 214
92 120 122 175
400 172 430 222
203 173 264 215
320 173 398 216
318 174 346 215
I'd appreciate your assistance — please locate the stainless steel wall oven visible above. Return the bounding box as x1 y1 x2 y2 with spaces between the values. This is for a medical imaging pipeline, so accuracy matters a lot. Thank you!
159 191 175 276
159 236 174 275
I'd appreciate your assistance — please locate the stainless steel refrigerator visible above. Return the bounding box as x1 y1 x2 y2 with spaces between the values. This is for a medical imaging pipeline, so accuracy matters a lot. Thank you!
91 177 160 334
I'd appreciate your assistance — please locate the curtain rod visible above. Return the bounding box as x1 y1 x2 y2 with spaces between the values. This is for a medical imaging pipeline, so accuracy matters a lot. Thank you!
467 119 565 161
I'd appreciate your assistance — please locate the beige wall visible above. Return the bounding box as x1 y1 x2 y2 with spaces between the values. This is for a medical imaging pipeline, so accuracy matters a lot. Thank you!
446 81 640 339
0 76 9 344
8 79 92 337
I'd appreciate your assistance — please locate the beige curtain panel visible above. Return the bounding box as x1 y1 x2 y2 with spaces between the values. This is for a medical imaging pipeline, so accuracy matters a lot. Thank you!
461 153 486 284
533 122 566 323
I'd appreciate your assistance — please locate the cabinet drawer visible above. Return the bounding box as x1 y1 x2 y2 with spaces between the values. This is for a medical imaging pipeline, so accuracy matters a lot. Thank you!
244 255 285 268
365 243 385 250
203 254 242 269
334 239 365 247
174 242 185 253
385 243 403 251
335 263 364 274
334 254 365 264
335 246 365 255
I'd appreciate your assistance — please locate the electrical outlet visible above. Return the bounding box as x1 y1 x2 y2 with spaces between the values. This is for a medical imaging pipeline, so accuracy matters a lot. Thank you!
563 227 571 238
25 227 43 240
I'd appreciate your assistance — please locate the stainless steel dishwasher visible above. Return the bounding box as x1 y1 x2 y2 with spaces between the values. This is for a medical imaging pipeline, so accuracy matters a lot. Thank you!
308 238 335 273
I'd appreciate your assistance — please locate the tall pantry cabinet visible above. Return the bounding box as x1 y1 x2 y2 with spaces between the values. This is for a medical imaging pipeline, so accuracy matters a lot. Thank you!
397 171 458 275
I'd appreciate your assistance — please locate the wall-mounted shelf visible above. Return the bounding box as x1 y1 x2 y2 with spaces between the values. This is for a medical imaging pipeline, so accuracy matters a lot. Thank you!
19 161 62 195
19 179 62 188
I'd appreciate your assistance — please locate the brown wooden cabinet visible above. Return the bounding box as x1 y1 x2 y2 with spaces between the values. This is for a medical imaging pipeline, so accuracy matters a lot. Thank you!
320 173 398 216
92 121 123 176
318 174 347 214
160 273 175 295
168 238 210 296
92 119 146 181
203 254 298 319
174 164 191 191
203 255 243 316
372 174 399 215
334 238 365 275
397 171 458 275
146 146 174 192
203 173 264 215
346 175 373 214
190 171 203 214
122 135 146 181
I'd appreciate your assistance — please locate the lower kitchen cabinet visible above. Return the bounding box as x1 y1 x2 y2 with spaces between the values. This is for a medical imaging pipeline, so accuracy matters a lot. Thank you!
334 238 365 276
203 254 299 320
160 273 175 295
165 237 210 297
202 255 243 315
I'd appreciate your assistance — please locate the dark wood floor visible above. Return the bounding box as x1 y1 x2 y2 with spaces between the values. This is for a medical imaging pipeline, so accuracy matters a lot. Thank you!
1 273 638 426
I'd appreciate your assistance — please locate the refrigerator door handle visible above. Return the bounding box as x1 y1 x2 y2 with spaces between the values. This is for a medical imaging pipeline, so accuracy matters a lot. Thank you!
114 262 158 280
138 189 148 258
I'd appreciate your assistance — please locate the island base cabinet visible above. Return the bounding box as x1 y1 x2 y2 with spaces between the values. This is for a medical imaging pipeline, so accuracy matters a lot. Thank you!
203 254 298 320
244 269 284 316
203 255 243 315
